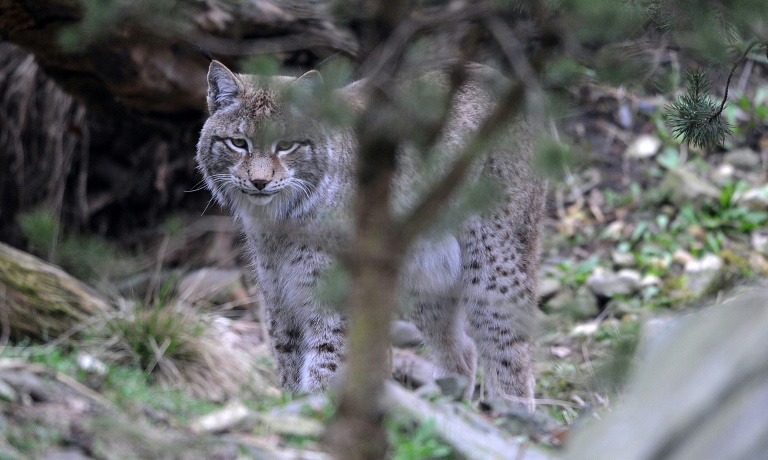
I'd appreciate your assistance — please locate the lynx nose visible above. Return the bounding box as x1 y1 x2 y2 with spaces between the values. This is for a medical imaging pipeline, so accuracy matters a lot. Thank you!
251 179 270 190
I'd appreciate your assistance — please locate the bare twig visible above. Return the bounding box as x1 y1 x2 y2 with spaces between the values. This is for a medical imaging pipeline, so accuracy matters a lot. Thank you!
709 39 762 121
399 82 526 243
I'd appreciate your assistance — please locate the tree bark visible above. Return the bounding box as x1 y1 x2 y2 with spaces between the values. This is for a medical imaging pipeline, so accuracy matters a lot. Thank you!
0 241 113 341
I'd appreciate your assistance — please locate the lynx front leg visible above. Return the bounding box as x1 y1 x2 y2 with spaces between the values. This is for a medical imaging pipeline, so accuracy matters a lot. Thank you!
299 310 347 393
264 305 304 391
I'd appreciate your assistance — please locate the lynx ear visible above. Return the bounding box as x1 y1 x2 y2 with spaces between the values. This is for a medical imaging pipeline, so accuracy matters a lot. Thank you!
291 70 323 87
288 70 323 99
207 61 242 113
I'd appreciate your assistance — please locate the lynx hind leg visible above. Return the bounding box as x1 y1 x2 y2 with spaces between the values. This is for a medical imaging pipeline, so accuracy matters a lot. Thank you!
298 310 347 393
410 295 477 399
461 216 540 412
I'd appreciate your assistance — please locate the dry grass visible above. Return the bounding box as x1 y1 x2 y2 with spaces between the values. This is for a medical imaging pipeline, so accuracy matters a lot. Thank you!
88 298 278 401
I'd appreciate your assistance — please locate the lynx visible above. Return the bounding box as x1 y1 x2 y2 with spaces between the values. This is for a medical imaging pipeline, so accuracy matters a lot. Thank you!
196 60 545 410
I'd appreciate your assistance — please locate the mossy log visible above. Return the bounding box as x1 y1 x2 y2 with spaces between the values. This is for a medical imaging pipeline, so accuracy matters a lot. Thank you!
0 242 113 340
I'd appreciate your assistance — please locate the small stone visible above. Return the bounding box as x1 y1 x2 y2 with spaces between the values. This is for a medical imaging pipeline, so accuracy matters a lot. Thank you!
571 322 599 337
76 353 108 376
672 249 695 266
602 221 625 240
611 250 636 268
586 267 641 298
434 375 469 401
640 274 662 287
723 148 761 170
736 186 768 211
683 254 724 297
544 287 599 318
539 277 562 301
550 346 572 358
625 134 662 159
660 168 720 207
607 298 643 316
390 320 423 348
543 290 574 313
0 379 17 402
711 163 735 185
752 230 768 254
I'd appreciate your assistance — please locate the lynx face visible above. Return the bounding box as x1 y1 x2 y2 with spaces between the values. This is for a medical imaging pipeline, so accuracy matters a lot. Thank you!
197 62 331 218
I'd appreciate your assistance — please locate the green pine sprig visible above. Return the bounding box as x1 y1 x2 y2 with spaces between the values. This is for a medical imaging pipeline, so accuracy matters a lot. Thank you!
665 70 730 148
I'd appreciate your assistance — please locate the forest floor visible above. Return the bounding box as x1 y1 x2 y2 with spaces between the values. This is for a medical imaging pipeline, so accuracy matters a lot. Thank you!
2 61 768 459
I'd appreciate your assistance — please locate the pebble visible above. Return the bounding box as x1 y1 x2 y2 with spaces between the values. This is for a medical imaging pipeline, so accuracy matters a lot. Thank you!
683 254 724 297
625 134 662 159
660 168 720 207
723 148 761 170
737 186 768 211
586 267 642 298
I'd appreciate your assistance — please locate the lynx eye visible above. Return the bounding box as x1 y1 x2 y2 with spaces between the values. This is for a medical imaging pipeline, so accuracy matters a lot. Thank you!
225 138 248 151
273 140 302 155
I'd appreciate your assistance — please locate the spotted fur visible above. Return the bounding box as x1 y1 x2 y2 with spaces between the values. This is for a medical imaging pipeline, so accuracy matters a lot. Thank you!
196 61 545 410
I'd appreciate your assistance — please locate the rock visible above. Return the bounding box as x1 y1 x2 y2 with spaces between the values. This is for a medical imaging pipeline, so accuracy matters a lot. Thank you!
602 221 625 240
660 168 720 207
752 229 768 254
711 163 735 185
538 277 562 301
723 148 761 170
736 186 768 211
0 378 17 402
611 250 636 268
571 322 599 337
76 353 108 376
177 268 247 306
625 134 662 159
586 267 642 298
390 320 423 348
607 298 643 316
672 249 695 266
434 375 469 401
683 254 724 297
544 287 598 318
640 274 662 287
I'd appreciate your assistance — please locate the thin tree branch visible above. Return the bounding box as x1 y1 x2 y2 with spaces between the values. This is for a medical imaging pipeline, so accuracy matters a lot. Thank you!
398 82 526 244
709 39 762 121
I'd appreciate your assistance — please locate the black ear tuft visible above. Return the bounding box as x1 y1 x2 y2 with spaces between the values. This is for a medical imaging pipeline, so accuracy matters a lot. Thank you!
207 61 242 113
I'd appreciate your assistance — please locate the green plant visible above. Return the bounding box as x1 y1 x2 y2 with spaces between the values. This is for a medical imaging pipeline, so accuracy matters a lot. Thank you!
553 255 600 289
388 418 452 460
17 208 131 282
666 70 731 148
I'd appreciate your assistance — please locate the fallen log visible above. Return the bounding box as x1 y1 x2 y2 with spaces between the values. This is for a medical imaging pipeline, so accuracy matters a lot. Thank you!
0 241 113 340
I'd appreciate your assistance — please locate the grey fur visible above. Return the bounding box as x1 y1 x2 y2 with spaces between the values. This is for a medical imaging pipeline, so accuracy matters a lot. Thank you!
196 61 545 410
